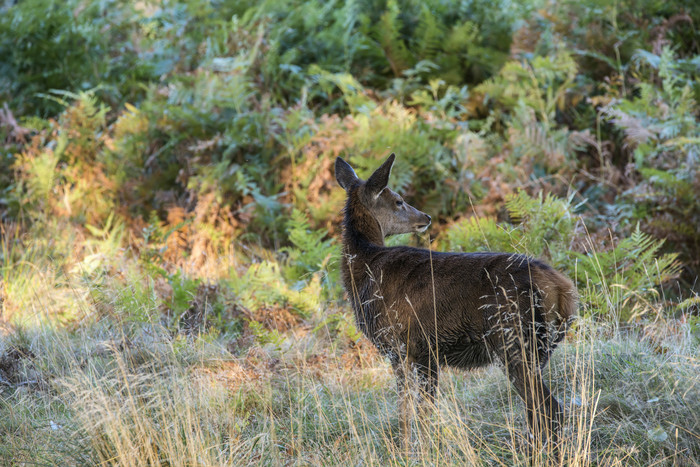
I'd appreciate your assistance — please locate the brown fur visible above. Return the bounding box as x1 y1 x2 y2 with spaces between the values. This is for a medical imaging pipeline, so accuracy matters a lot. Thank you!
335 154 577 452
531 267 578 329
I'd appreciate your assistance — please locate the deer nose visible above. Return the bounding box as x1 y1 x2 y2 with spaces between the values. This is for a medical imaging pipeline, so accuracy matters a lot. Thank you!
425 214 431 223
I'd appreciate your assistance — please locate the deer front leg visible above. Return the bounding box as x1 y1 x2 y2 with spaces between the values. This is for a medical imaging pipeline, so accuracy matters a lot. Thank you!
415 358 439 449
392 359 412 452
393 354 439 452
414 357 438 422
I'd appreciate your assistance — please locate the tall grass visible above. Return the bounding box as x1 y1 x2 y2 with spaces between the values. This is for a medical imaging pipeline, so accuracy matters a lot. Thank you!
0 247 698 465
1 201 697 466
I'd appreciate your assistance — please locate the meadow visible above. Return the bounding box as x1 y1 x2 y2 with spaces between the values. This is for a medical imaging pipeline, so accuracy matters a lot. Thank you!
0 1 699 465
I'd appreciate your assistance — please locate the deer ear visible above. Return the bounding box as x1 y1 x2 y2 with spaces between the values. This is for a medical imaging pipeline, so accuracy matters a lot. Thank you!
335 157 359 191
366 153 395 198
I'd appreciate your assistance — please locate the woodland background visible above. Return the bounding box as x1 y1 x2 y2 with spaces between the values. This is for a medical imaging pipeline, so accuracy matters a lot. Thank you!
0 0 699 465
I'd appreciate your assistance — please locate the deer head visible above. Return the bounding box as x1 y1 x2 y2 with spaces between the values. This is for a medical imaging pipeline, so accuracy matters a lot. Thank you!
335 153 431 237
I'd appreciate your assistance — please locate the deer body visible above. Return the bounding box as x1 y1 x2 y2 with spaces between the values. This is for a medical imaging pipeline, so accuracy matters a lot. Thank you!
336 154 577 451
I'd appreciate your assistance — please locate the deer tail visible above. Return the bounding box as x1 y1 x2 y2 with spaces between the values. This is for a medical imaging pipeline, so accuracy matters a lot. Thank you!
533 267 578 331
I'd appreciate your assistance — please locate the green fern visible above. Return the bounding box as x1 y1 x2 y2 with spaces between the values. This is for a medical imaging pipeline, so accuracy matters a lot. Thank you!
308 65 374 112
442 190 577 268
415 4 444 61
376 0 414 77
476 50 578 125
442 215 518 254
609 46 700 269
574 225 682 321
505 190 577 264
230 260 319 319
282 209 336 283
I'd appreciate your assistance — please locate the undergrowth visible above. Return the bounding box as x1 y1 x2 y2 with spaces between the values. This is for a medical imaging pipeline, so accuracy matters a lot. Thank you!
1 0 699 465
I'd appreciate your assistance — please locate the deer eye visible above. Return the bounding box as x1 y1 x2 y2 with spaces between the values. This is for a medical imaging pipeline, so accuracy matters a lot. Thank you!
395 200 403 207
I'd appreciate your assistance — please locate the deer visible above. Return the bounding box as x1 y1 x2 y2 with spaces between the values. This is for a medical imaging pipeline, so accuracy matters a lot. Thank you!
335 153 577 455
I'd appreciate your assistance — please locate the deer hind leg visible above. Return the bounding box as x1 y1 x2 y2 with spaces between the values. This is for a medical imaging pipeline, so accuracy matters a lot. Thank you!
496 336 564 460
512 358 563 448
486 306 563 457
489 285 564 451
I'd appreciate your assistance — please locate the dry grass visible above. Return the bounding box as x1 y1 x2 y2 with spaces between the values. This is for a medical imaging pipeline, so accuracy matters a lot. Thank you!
0 220 698 466
0 297 698 466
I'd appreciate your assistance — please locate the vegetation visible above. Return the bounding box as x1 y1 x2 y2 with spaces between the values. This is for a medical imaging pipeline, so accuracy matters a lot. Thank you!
0 0 698 465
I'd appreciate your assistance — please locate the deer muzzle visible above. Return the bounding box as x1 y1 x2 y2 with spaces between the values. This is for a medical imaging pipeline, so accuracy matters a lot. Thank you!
414 214 431 232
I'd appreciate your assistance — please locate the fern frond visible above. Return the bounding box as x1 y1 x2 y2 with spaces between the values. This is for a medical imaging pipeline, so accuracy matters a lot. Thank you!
574 225 682 320
377 0 414 76
282 209 336 281
415 4 445 60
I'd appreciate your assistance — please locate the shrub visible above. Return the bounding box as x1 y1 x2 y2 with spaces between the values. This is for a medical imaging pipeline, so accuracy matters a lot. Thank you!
441 190 577 268
574 226 682 321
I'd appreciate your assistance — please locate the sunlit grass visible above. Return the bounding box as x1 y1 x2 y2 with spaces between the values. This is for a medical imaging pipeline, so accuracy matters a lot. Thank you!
0 222 698 466
1 286 697 466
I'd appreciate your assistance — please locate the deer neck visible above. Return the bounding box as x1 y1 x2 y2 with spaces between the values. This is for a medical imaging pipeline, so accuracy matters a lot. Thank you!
342 196 385 256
